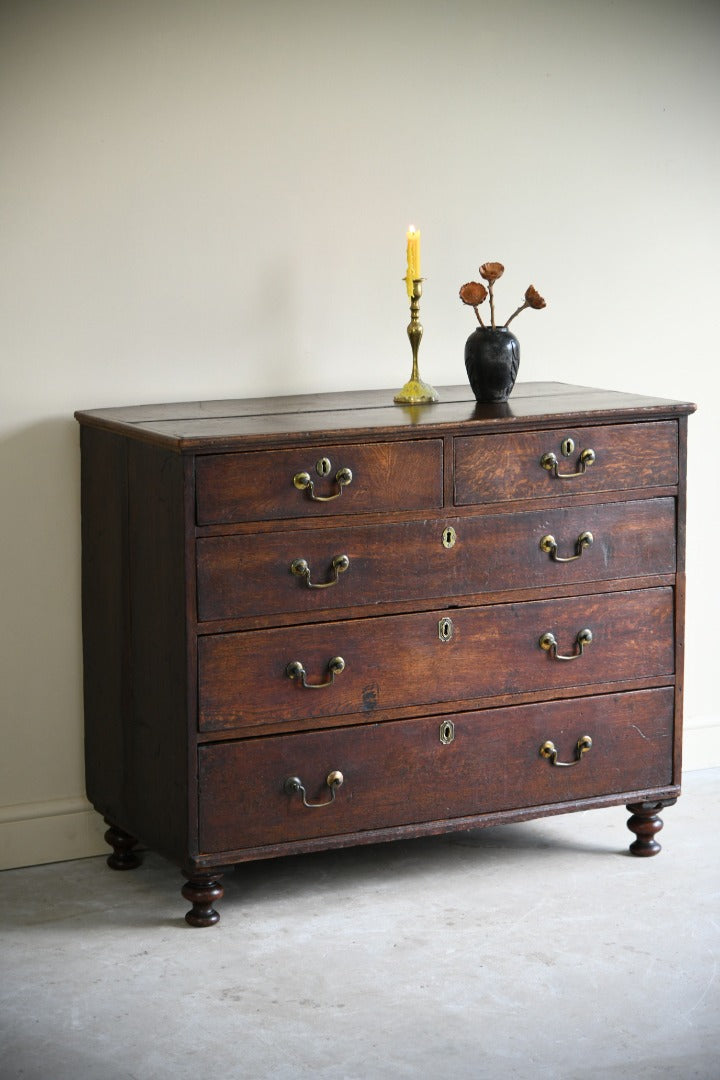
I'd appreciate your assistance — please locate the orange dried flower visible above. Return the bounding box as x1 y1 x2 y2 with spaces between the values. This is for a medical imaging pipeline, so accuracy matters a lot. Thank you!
524 285 546 309
459 282 488 306
479 262 504 283
460 260 547 330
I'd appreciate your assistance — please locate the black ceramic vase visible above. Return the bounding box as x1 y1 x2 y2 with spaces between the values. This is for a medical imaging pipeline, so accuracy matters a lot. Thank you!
464 327 520 403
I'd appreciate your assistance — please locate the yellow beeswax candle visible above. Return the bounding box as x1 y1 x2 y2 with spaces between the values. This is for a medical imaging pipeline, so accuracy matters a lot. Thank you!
406 225 421 296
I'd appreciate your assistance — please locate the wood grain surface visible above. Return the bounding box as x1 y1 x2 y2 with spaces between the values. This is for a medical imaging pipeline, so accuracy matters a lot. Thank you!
198 587 675 732
198 687 674 852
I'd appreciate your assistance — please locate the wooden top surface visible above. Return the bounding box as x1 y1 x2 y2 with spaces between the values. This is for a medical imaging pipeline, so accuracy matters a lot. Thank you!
75 382 696 453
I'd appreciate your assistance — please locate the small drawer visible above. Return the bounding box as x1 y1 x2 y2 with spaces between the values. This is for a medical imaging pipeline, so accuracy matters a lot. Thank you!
197 587 675 732
454 421 678 505
195 439 443 525
198 687 674 853
196 498 676 622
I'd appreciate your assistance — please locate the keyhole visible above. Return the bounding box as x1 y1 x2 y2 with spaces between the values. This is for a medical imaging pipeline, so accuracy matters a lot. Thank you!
439 720 455 744
561 438 575 458
316 457 332 476
438 617 454 642
442 526 457 549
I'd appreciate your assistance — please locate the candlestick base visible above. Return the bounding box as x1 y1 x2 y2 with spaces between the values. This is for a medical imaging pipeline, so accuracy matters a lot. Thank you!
394 278 439 405
393 377 439 405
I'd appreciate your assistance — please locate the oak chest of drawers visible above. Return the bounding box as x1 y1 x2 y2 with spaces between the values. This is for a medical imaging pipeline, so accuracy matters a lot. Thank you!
76 382 694 926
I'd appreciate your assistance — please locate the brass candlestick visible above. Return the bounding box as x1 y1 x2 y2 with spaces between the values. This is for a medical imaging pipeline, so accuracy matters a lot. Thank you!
394 279 439 404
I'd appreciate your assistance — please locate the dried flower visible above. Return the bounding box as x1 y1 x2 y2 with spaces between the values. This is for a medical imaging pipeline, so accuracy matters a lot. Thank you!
477 262 505 325
460 261 547 329
504 282 548 327
459 282 488 306
459 281 488 326
479 262 504 283
524 285 546 310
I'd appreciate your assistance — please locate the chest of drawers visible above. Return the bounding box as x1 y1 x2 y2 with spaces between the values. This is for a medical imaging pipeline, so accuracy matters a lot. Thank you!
75 382 694 926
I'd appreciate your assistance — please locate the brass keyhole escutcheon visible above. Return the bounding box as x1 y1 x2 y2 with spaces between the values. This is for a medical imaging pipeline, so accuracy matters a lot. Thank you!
438 617 454 642
439 720 455 745
442 526 457 549
561 437 575 457
316 457 332 477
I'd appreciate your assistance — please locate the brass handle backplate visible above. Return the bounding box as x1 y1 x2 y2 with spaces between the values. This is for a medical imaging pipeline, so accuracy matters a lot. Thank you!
284 770 344 807
539 531 594 562
286 656 345 688
293 466 353 502
291 554 350 589
540 735 593 767
539 628 593 661
541 447 596 478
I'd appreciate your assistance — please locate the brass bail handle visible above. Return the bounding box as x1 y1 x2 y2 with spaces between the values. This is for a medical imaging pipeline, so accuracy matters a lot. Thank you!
540 735 593 767
539 531 594 563
293 467 352 502
284 770 344 808
286 656 345 689
539 628 593 661
541 447 596 479
291 554 350 589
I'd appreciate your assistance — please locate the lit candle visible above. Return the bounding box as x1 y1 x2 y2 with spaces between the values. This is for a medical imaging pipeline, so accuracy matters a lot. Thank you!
406 225 421 296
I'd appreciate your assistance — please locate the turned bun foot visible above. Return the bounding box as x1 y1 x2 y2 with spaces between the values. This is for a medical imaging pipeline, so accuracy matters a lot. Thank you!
103 819 141 870
626 799 677 857
182 868 224 927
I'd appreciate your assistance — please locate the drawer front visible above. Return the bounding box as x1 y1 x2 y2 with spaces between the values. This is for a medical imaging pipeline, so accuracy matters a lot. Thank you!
198 687 674 852
454 421 678 505
195 439 443 525
196 498 676 621
198 587 675 732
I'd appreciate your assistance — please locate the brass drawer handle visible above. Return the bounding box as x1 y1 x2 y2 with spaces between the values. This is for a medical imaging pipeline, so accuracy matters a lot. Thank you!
541 448 596 478
286 656 345 688
539 531 594 562
284 770 344 807
540 735 593 767
290 554 350 589
539 628 593 661
293 467 353 502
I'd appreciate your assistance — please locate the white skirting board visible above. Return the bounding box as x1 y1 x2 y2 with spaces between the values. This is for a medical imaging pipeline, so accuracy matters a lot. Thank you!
682 714 720 774
1 717 718 871
0 797 107 871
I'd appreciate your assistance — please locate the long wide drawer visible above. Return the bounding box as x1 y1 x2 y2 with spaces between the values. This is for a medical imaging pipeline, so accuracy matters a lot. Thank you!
198 687 675 853
454 421 678 505
196 498 676 621
195 439 443 524
197 587 675 732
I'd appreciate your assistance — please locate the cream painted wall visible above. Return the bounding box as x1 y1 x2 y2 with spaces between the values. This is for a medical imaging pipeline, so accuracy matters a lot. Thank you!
1 0 719 869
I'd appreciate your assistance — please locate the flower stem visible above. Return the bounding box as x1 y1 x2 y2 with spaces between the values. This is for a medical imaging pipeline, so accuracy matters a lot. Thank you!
504 302 528 328
488 283 496 328
473 306 485 327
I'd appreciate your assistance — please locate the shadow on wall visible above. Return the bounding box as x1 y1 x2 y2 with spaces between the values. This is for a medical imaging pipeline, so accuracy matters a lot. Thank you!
0 416 87 819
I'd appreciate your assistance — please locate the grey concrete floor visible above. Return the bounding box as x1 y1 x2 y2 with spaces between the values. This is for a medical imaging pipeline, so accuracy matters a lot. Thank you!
1 770 719 1080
